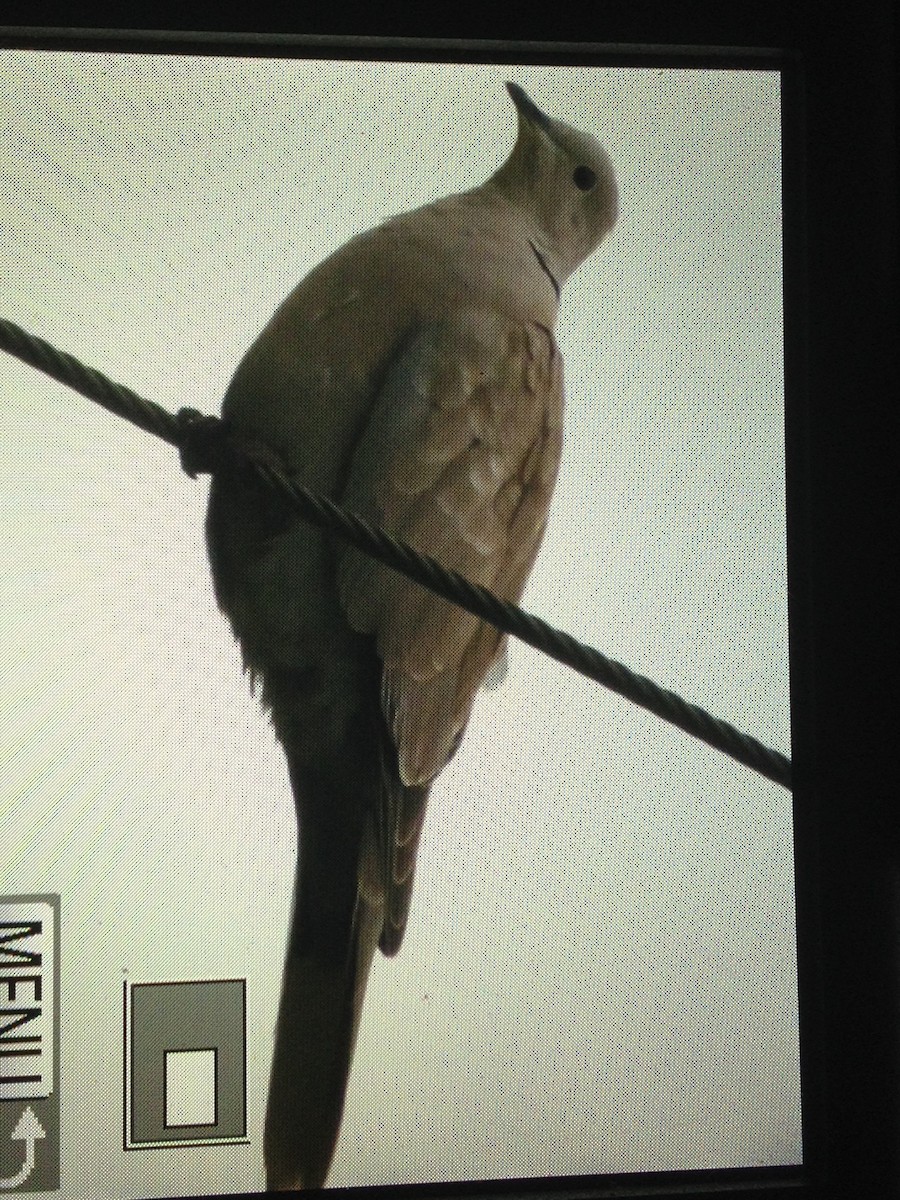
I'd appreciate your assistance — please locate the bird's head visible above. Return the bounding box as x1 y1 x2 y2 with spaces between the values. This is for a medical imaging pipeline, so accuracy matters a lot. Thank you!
492 82 618 288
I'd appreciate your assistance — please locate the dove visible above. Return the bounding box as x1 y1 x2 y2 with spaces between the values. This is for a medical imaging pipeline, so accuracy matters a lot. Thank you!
205 81 617 1190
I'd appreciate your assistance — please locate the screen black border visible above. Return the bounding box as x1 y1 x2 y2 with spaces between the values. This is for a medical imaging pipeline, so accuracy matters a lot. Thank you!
0 13 895 1200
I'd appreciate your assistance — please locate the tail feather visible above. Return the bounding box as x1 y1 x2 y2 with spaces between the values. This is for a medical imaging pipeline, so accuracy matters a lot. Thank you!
264 895 381 1191
264 749 384 1192
261 671 431 1189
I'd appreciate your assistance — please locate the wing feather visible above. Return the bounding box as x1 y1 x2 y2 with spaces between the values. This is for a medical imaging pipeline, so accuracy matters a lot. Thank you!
338 308 563 944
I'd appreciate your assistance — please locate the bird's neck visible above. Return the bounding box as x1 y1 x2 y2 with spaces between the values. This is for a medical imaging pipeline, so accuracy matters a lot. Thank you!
442 187 563 326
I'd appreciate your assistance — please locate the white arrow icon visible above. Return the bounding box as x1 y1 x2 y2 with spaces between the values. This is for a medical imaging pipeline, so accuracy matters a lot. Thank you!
0 1107 45 1190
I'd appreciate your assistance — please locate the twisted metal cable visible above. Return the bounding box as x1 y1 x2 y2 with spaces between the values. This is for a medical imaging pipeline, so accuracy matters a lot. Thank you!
1 316 792 789
0 318 181 446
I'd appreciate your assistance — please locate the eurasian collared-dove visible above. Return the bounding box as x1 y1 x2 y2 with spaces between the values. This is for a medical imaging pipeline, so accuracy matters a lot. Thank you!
206 81 617 1191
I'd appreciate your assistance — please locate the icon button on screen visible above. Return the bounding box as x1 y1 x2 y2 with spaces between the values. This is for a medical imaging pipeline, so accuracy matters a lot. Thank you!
124 979 246 1149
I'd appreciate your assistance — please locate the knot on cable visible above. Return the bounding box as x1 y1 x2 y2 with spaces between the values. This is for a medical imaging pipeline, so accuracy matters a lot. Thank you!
176 409 233 478
176 407 291 482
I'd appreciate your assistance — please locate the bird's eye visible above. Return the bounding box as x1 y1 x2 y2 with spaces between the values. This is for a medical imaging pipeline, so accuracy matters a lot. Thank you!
572 165 596 191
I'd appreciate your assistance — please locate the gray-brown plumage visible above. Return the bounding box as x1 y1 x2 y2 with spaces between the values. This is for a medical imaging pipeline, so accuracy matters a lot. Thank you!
205 82 617 1190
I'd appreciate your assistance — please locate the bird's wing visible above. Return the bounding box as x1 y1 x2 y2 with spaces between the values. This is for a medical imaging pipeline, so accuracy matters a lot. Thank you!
338 306 564 949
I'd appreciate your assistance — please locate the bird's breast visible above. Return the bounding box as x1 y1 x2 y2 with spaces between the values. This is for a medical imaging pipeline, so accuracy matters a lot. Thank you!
222 205 558 491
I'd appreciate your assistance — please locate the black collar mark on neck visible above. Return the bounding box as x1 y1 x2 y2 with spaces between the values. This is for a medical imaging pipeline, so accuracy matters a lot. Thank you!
529 240 561 300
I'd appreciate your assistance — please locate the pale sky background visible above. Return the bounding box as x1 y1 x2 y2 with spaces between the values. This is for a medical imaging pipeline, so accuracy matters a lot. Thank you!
0 50 797 1197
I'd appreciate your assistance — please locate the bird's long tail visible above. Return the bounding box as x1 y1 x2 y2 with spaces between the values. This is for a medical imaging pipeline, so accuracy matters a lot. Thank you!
264 755 383 1192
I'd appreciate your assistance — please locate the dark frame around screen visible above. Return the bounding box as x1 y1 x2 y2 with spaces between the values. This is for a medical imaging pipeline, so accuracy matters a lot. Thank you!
0 11 896 1200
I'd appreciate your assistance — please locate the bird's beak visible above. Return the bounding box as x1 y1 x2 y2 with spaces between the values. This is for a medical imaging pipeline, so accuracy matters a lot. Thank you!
506 82 552 135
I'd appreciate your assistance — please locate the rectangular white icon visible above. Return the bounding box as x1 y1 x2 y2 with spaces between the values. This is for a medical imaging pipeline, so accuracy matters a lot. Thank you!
164 1048 217 1127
